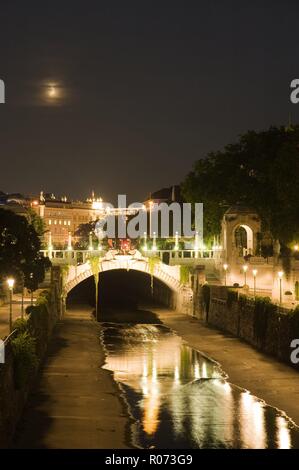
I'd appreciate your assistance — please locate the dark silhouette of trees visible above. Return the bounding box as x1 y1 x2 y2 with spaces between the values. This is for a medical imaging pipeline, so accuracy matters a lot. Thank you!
181 125 299 246
0 208 50 291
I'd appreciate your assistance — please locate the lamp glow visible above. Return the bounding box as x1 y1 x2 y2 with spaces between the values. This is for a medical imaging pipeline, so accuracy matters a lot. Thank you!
278 271 284 305
7 278 15 290
252 269 258 297
7 278 15 333
223 263 228 286
243 264 248 286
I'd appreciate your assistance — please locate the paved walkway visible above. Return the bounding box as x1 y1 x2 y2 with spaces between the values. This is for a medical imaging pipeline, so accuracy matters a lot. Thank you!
14 307 130 449
151 308 299 427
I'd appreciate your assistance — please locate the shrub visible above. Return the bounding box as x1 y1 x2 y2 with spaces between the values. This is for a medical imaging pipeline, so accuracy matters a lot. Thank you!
12 317 28 334
180 266 190 285
11 332 39 389
36 289 51 305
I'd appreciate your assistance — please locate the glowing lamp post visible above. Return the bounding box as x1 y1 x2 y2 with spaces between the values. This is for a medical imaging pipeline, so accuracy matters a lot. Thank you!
194 231 199 258
48 232 53 258
149 200 153 237
174 231 179 251
67 232 72 251
89 232 93 251
278 271 284 305
7 278 15 333
243 264 248 286
30 272 34 306
223 263 228 286
143 232 147 252
152 232 157 252
252 269 258 297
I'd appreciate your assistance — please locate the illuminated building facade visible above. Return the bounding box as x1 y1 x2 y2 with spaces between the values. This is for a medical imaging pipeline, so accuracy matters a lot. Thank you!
35 191 109 246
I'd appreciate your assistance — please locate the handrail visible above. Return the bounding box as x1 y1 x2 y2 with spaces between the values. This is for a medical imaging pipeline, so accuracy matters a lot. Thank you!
40 248 223 260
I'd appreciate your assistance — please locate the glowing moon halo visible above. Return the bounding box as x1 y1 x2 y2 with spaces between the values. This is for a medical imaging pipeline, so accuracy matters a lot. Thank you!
47 84 58 99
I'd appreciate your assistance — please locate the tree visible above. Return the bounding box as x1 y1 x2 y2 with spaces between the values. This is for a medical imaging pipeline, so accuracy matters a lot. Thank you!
74 221 96 249
74 221 109 250
0 208 50 290
181 125 299 246
26 208 47 238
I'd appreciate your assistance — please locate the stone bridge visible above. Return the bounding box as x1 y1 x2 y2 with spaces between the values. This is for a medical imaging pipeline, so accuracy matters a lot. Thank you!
61 251 193 314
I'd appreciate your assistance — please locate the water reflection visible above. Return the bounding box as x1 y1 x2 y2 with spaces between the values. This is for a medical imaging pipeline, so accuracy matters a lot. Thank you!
102 323 299 449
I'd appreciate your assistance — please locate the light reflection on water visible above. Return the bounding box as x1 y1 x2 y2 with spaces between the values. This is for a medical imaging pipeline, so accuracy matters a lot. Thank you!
102 323 299 449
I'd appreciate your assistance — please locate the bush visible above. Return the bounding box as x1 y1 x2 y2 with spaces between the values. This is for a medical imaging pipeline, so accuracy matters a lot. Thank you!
12 318 28 334
36 289 51 305
180 266 190 285
11 332 39 389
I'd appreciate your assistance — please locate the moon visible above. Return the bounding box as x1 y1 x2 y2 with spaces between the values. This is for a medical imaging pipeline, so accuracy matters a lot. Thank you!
47 83 58 99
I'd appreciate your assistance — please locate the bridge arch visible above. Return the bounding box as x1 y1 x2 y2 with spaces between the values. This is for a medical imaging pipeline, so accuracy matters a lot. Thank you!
64 258 181 296
62 256 193 314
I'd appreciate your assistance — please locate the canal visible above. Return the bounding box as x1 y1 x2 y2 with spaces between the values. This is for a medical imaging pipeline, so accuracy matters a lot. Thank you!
101 320 299 449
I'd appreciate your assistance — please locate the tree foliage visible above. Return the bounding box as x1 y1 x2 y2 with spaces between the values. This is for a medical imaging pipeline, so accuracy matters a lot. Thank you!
181 125 299 245
0 208 50 290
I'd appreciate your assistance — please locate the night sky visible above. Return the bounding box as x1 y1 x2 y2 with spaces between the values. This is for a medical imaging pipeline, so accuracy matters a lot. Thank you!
0 1 298 203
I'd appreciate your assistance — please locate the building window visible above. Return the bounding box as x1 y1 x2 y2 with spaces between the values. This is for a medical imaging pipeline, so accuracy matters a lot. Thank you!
54 220 57 225
48 220 51 225
68 221 71 226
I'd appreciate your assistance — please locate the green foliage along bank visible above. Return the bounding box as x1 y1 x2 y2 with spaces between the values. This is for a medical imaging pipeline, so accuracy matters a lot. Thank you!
0 288 59 447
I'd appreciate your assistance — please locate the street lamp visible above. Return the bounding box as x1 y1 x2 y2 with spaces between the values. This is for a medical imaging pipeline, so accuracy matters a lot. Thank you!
67 232 73 251
223 263 228 286
143 231 147 252
7 278 15 333
278 271 284 305
152 232 157 251
30 272 34 306
243 264 248 286
149 200 153 237
252 269 258 297
20 273 24 319
88 232 93 251
174 231 179 251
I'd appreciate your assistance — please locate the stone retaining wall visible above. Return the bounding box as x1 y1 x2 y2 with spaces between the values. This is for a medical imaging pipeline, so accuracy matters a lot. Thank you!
201 286 299 369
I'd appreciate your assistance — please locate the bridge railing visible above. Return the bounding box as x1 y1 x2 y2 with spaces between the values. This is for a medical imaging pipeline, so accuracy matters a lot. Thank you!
40 249 104 265
146 249 222 261
40 248 223 265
